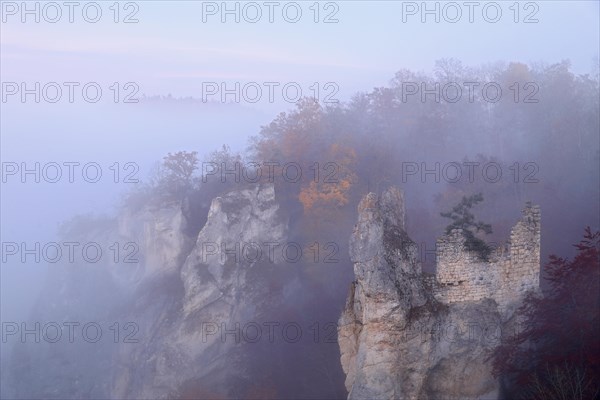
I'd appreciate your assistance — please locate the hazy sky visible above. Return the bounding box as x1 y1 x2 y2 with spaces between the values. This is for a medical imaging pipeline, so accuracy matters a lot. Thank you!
2 1 599 105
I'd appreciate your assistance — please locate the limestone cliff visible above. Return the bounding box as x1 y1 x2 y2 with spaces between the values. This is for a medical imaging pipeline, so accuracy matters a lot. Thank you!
112 184 289 399
6 182 539 399
5 202 195 399
6 185 292 399
339 188 540 400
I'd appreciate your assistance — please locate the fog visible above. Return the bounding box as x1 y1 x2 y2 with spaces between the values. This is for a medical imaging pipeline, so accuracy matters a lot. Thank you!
1 1 599 399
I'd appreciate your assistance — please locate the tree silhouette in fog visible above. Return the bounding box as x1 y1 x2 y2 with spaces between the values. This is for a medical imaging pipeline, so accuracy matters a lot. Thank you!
441 193 493 261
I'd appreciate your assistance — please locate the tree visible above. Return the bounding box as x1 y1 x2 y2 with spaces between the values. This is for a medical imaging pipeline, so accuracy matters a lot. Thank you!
120 154 198 211
490 228 600 400
157 151 199 202
162 151 198 184
440 193 492 261
298 143 357 219
202 145 243 184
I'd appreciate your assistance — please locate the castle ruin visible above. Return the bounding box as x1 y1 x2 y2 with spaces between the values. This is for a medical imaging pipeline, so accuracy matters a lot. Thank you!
425 204 541 311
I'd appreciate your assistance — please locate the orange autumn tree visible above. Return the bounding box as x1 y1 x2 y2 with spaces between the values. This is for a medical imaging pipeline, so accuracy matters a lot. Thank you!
299 143 358 220
249 99 327 206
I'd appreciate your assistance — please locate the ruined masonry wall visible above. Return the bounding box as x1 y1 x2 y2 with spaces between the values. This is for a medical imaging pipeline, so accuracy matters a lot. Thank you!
431 205 540 308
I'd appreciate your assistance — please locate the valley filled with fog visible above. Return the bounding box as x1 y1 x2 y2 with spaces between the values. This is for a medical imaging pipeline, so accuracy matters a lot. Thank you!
1 2 599 399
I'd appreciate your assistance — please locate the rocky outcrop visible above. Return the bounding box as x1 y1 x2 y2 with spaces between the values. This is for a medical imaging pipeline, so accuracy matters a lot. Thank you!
7 182 537 399
4 203 198 399
339 188 540 400
112 184 289 399
180 184 286 317
5 184 291 399
117 206 195 281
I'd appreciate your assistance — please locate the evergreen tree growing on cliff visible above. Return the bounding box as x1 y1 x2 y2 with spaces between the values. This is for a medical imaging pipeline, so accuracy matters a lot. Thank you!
441 193 493 261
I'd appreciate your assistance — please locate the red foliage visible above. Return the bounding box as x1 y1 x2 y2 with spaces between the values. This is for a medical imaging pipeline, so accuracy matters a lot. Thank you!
490 228 600 394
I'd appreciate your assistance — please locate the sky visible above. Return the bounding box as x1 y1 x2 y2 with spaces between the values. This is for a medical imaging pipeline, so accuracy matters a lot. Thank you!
1 1 599 107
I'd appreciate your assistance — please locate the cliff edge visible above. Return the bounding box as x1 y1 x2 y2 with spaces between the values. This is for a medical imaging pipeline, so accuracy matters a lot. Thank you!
339 187 540 400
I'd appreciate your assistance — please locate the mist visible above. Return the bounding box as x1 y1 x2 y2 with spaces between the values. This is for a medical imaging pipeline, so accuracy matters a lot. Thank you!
1 1 599 399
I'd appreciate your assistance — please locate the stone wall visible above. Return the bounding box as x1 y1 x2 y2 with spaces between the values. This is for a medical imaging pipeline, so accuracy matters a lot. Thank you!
432 204 541 310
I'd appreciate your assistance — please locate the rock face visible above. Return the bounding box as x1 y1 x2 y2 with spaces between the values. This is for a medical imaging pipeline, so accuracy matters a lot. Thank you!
6 182 539 400
180 185 286 317
112 184 289 399
5 184 291 399
4 205 194 399
117 205 195 280
339 188 540 400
